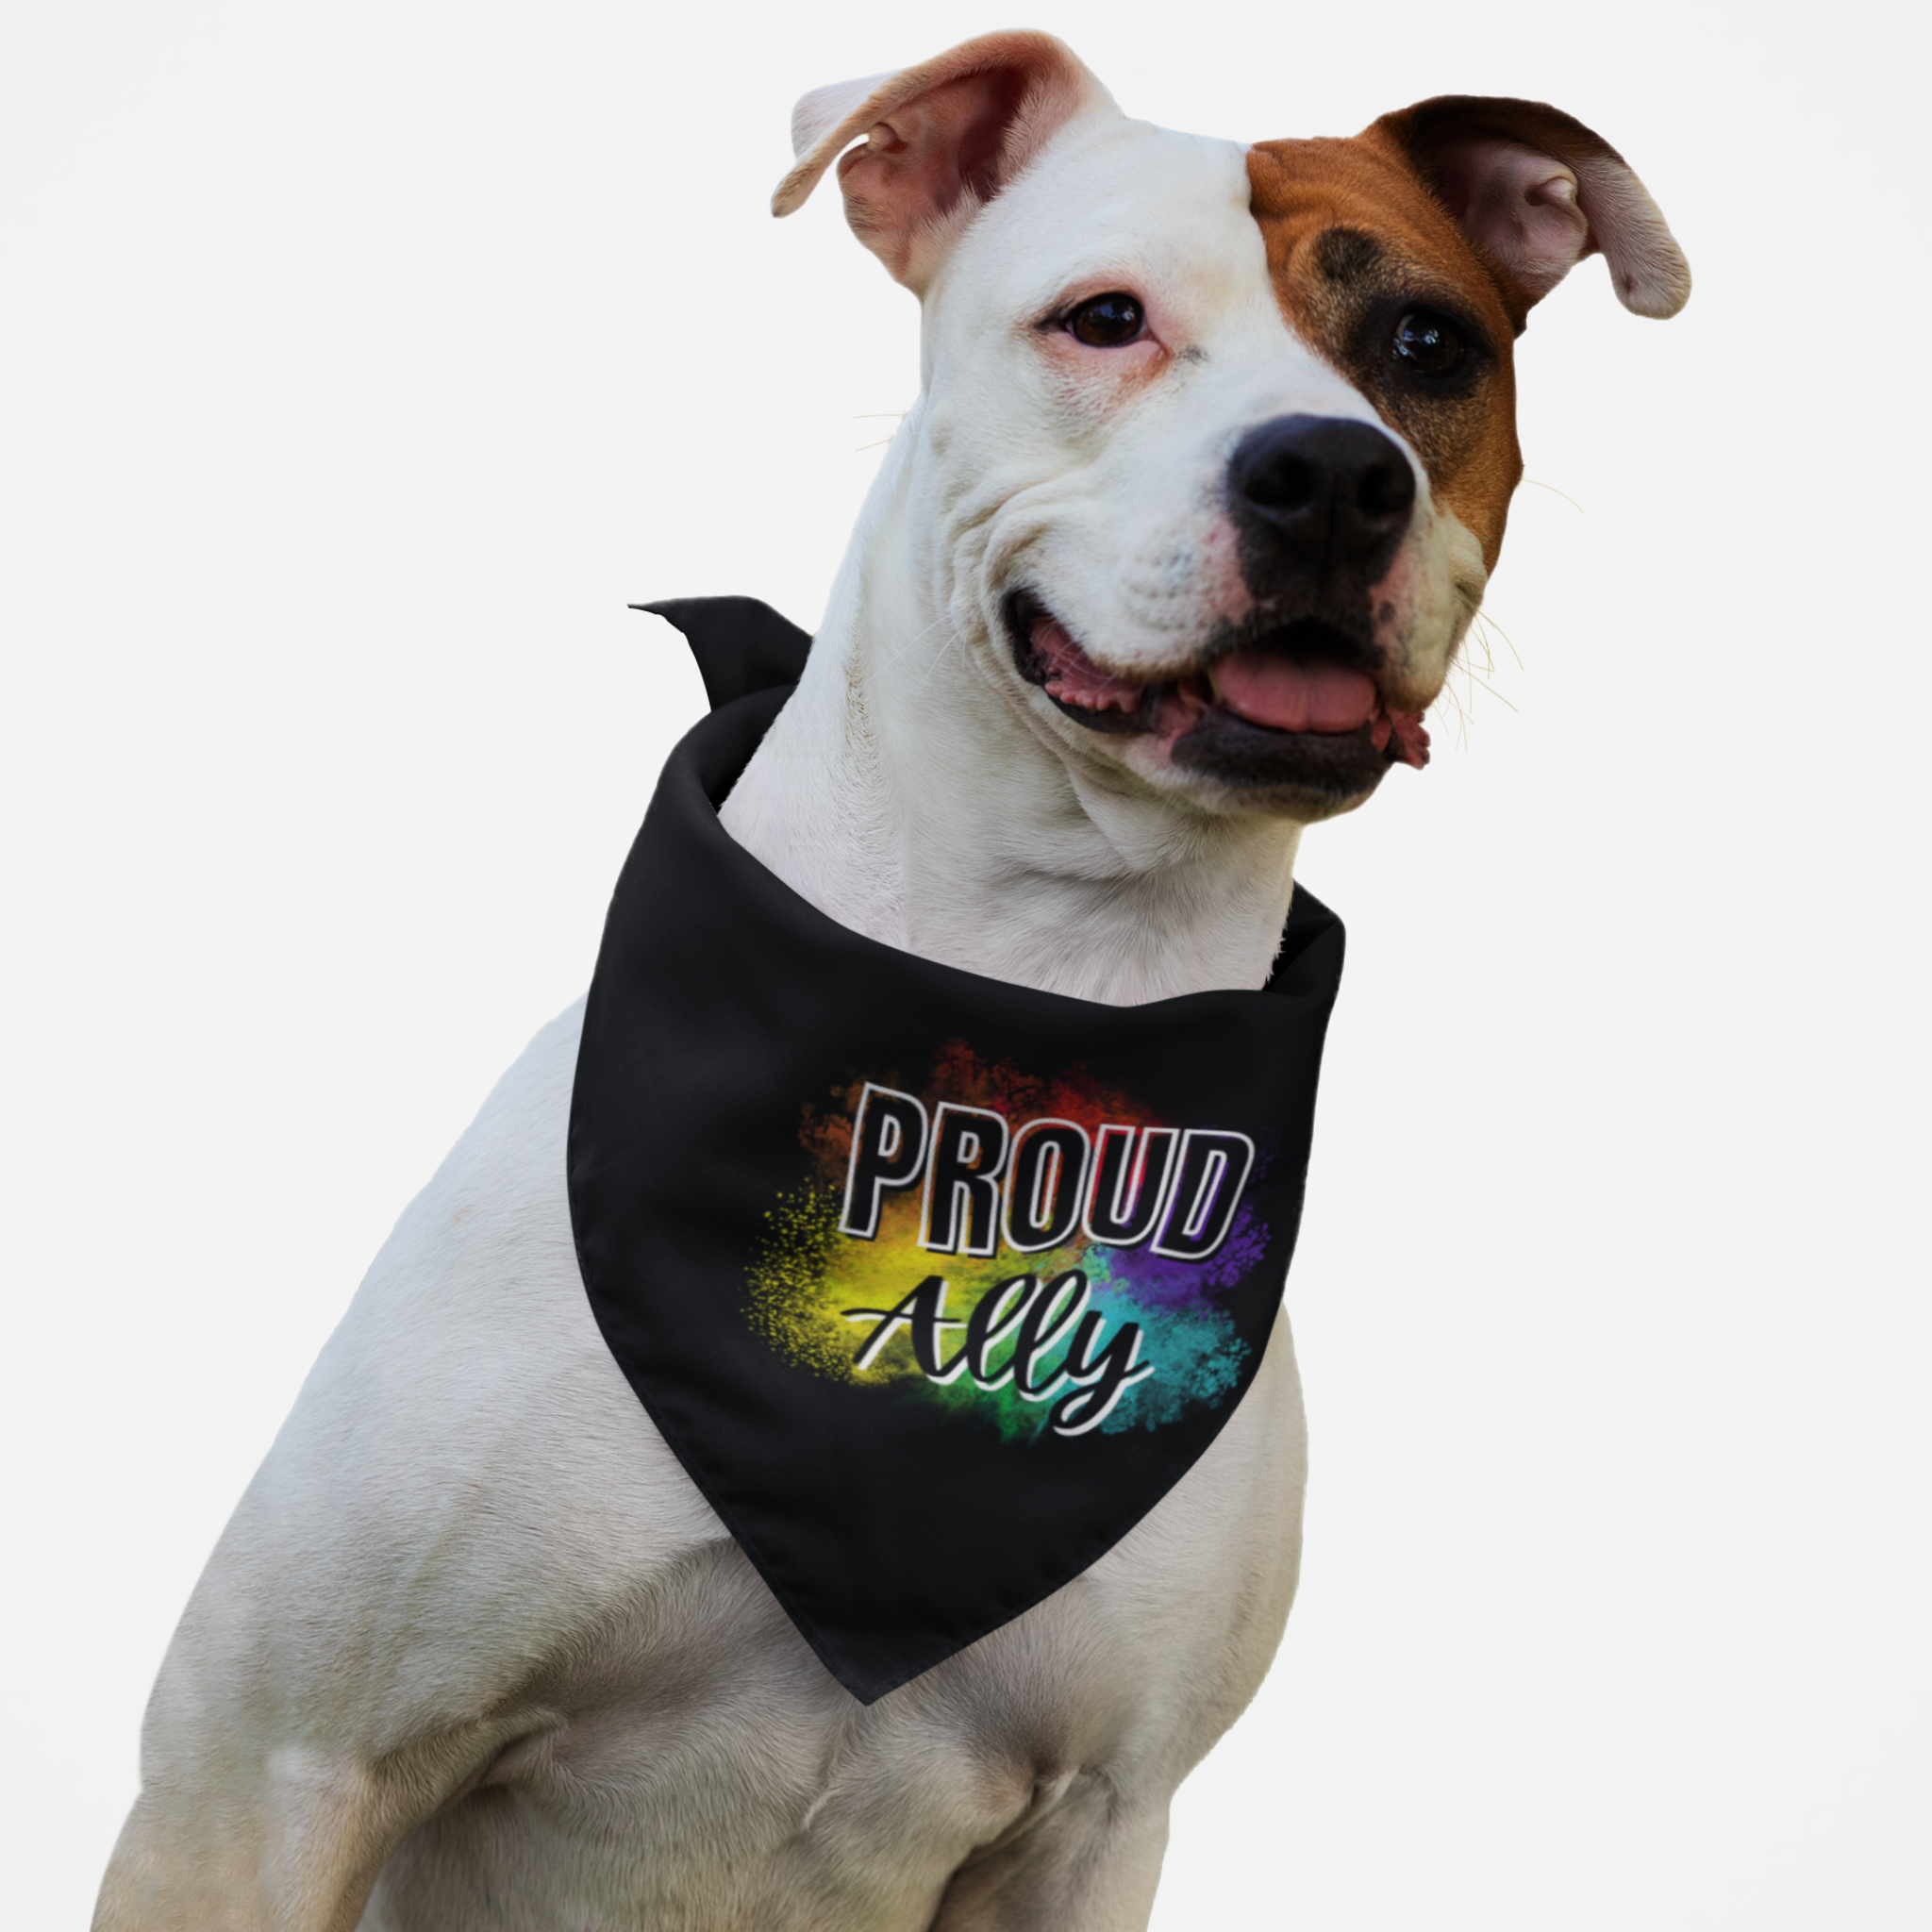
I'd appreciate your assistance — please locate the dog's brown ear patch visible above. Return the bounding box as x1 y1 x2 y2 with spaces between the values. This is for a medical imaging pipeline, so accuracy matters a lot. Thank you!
772 31 1114 295
1366 96 1690 322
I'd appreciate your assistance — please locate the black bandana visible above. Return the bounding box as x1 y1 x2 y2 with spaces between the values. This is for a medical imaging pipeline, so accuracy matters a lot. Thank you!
568 598 1346 1702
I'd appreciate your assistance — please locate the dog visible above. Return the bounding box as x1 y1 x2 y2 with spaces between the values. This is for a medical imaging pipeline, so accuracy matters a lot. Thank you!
95 30 1687 1931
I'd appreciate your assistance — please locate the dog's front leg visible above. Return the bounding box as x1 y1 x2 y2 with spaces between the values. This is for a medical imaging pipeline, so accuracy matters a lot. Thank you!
93 1726 495 1932
92 1003 699 1931
87 1370 600 1932
91 1507 529 1932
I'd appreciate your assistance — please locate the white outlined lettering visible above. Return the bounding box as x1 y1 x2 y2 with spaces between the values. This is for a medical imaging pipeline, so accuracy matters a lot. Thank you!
1150 1129 1256 1260
1010 1270 1091 1403
919 1103 1011 1256
1003 1119 1091 1253
842 1275 968 1381
1048 1316 1155 1436
1082 1124 1180 1248
840 1085 930 1240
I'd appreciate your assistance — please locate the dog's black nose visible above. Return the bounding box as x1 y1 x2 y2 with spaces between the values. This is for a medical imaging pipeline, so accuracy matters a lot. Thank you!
1228 414 1416 580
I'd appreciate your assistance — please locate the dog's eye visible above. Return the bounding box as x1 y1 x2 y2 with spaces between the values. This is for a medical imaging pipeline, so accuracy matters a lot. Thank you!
1067 292 1145 347
1391 309 1466 377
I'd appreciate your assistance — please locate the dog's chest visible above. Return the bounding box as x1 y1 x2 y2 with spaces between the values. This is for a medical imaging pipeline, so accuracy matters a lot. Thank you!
361 1434 1307 1931
343 1002 1308 1926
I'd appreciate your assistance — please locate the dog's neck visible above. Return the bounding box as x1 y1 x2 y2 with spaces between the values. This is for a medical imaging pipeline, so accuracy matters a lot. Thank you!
718 440 1304 1008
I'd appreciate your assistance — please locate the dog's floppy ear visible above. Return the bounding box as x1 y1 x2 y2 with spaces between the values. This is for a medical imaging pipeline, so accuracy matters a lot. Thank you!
772 31 1115 294
1368 96 1690 321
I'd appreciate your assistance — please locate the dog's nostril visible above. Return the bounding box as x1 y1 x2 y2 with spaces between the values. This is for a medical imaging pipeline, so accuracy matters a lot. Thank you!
1357 456 1416 520
1240 452 1319 514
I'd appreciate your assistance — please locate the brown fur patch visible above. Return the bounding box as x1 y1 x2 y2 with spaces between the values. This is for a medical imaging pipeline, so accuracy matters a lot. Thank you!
1247 133 1524 570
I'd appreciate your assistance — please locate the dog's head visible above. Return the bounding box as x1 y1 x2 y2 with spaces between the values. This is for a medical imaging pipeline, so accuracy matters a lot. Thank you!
775 32 1688 823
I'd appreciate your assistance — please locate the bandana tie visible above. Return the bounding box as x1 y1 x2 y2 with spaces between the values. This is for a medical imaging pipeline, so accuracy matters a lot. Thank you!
568 598 1346 1701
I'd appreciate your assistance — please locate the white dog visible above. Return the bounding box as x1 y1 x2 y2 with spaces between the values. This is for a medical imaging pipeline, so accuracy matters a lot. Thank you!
96 30 1687 1931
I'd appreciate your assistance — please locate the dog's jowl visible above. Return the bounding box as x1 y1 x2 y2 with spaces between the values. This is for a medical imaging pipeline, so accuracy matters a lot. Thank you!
96 29 1687 1932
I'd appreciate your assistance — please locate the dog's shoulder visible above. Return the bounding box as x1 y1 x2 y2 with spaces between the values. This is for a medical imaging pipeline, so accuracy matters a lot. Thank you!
244 998 726 1605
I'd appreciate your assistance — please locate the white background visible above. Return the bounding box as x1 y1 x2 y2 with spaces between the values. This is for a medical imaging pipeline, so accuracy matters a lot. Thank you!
4 2 1926 1925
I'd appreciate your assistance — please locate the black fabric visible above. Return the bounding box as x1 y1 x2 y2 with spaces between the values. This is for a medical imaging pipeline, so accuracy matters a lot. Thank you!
630 596 812 710
569 597 1346 1703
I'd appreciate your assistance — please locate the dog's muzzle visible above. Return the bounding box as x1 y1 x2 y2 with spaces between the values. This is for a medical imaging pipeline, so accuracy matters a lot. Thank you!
1006 413 1433 805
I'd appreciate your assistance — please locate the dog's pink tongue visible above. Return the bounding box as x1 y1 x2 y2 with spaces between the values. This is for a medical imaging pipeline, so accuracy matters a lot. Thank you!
1212 650 1379 733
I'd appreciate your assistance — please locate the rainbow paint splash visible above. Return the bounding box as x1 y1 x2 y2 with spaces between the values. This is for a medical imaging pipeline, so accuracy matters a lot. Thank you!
745 1042 1274 1442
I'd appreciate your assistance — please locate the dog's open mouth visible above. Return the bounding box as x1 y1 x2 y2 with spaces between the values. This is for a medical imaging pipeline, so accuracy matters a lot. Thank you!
1008 594 1428 797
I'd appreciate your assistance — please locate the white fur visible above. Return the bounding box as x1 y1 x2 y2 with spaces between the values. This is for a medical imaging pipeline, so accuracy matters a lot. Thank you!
99 999 1309 1930
96 62 1486 1932
727 113 1481 1005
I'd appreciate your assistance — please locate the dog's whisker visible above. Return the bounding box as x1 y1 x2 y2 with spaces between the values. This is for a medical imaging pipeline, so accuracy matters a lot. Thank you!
915 626 965 690
1521 476 1586 515
1428 610 1524 751
1430 665 1474 752
1474 609 1526 672
879 615 953 672
855 411 911 453
1459 669 1519 711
